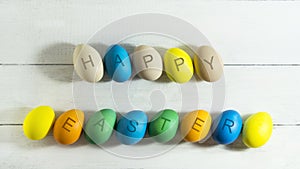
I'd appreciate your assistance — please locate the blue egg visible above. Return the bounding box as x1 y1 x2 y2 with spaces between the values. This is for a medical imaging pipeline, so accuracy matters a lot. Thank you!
116 110 148 145
212 110 242 144
104 44 132 82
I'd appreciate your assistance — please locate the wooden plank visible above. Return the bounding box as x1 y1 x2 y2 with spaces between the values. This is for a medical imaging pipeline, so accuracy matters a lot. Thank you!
0 65 299 124
1 1 299 169
0 126 298 169
1 1 300 64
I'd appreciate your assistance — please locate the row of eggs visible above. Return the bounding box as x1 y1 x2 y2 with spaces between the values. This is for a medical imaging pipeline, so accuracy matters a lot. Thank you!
23 106 273 148
73 44 224 83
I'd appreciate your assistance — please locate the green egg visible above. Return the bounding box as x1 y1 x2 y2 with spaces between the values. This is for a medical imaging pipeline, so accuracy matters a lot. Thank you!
148 109 179 143
84 109 117 144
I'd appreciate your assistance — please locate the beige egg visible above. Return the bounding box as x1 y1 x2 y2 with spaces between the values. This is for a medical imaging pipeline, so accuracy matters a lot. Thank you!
73 44 104 82
194 46 224 82
132 45 163 81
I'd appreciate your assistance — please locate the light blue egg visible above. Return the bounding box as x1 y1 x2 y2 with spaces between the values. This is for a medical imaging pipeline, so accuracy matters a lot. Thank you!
104 44 132 82
212 110 242 144
116 110 148 145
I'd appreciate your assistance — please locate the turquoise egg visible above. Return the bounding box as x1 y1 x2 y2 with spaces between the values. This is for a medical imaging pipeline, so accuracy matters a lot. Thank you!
116 110 148 145
104 44 132 82
212 110 243 144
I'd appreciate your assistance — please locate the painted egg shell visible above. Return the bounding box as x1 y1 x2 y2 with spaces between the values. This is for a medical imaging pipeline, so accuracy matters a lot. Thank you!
164 48 194 83
23 106 55 140
212 110 242 144
132 45 163 81
84 109 116 144
73 44 104 82
148 109 179 143
242 112 273 148
104 44 132 82
116 110 148 145
180 110 212 142
194 46 223 82
53 109 85 145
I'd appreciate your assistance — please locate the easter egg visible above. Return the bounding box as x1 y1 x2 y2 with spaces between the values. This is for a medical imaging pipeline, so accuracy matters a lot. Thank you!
84 109 117 144
194 46 223 82
242 112 273 148
23 106 55 140
180 110 212 142
212 110 242 144
73 44 104 82
132 45 163 81
116 110 148 145
164 48 194 83
53 109 85 145
104 44 132 82
148 109 179 143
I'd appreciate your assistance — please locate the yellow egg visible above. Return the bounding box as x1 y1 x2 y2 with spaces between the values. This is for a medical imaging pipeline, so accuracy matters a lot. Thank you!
23 106 55 140
180 110 212 142
242 112 273 148
164 48 194 83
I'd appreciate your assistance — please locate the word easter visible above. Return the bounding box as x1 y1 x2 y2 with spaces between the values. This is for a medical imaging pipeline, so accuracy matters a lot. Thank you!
23 106 273 148
73 44 224 83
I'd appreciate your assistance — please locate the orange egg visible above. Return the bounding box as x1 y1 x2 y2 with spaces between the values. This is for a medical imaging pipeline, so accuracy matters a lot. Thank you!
53 109 84 145
180 110 212 142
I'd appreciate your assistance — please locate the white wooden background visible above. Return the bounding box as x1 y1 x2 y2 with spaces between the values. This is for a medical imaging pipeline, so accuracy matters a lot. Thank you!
1 0 300 169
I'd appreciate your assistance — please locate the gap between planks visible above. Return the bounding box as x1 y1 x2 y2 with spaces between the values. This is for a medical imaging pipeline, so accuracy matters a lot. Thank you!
1 64 300 66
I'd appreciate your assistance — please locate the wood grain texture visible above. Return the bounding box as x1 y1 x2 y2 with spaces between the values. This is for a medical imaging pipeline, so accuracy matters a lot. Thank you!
0 126 298 169
1 1 300 64
1 65 299 124
0 0 299 169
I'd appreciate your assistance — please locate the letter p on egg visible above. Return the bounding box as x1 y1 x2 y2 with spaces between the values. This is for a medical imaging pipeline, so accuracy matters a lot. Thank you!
174 58 184 71
143 54 153 68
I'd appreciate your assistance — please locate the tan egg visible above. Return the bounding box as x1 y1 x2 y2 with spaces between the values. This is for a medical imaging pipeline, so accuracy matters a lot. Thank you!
132 45 163 81
73 44 104 82
194 46 224 82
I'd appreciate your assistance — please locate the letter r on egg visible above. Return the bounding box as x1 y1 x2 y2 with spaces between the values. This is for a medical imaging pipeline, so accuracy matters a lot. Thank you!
222 119 234 133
